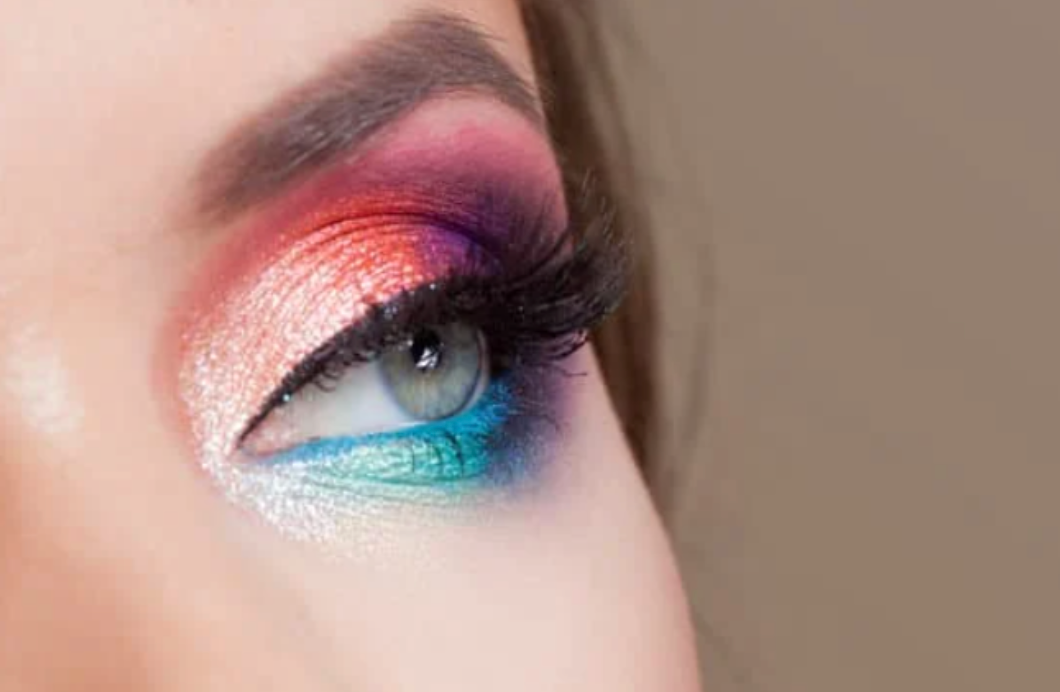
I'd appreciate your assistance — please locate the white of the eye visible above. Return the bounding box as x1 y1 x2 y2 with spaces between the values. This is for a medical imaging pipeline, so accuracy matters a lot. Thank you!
242 361 419 456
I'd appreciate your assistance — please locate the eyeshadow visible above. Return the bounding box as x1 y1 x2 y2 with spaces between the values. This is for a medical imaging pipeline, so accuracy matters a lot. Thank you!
220 370 561 544
178 100 565 456
172 99 579 544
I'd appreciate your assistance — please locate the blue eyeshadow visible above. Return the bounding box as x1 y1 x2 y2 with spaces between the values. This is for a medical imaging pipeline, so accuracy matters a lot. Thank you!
258 373 552 496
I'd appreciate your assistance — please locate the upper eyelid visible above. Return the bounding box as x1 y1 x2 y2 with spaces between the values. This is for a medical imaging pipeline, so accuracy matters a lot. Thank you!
247 193 579 424
236 197 619 446
245 189 572 421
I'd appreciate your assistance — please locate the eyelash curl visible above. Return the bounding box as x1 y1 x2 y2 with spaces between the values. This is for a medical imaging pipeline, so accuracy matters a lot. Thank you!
240 177 631 441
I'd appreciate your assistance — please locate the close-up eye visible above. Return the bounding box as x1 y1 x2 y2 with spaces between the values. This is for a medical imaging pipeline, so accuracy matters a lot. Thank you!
175 95 630 541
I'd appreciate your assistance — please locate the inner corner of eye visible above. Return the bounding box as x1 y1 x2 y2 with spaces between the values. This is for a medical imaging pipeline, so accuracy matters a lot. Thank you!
238 322 490 460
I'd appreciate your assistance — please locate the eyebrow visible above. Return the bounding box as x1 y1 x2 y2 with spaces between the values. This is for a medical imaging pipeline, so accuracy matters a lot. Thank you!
196 9 542 221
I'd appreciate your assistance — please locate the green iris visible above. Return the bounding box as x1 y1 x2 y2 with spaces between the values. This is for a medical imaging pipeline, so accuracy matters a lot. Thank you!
379 323 485 421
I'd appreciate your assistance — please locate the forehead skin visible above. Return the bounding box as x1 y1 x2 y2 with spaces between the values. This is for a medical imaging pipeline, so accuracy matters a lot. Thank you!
0 2 699 691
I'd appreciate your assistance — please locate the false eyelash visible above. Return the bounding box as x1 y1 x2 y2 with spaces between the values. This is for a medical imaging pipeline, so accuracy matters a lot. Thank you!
240 179 630 440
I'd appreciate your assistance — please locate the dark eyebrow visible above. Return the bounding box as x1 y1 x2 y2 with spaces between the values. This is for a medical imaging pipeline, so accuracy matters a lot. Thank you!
196 9 542 221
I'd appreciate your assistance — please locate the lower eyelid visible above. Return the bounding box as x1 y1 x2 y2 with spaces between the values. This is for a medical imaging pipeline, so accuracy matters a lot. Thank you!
203 282 590 551
237 368 559 494
254 377 518 486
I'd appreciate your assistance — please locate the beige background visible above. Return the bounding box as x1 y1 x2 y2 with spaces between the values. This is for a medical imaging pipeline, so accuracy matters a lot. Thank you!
606 1 1060 690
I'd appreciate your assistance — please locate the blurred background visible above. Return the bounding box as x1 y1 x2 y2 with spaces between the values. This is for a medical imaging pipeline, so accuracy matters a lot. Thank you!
604 1 1060 690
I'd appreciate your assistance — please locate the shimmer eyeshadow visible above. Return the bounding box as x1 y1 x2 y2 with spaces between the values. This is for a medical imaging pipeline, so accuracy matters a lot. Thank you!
174 99 572 544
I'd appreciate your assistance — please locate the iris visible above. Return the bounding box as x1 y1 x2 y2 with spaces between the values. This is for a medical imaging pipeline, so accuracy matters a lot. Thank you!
379 323 485 422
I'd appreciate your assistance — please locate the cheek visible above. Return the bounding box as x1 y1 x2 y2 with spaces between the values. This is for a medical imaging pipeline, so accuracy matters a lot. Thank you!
235 351 700 691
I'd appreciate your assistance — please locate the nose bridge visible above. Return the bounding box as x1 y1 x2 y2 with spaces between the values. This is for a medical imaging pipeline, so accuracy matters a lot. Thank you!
0 433 333 691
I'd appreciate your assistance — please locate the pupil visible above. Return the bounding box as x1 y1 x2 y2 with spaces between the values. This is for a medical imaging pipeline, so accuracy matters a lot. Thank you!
409 330 443 372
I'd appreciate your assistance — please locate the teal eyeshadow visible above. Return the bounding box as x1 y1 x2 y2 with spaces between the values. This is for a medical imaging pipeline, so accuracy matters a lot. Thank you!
259 376 547 493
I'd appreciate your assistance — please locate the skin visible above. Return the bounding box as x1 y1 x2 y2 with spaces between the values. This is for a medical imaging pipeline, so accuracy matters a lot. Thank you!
0 1 699 690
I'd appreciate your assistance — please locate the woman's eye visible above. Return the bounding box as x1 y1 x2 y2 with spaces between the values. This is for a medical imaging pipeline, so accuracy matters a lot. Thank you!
173 95 629 541
242 323 488 458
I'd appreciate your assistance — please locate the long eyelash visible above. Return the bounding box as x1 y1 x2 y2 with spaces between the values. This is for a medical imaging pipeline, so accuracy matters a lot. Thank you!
241 179 630 439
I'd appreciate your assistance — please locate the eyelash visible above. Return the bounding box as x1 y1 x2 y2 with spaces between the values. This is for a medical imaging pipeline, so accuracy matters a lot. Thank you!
240 182 630 443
